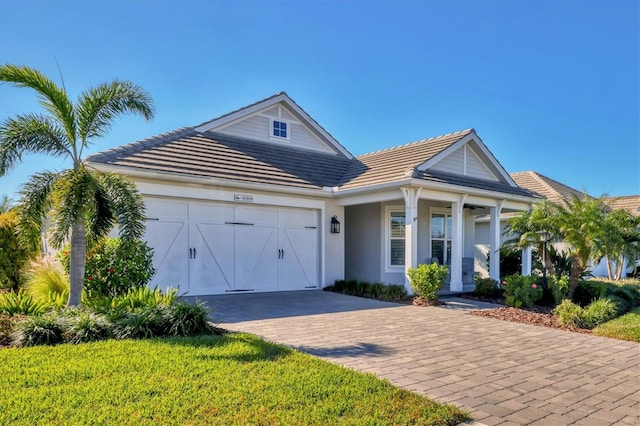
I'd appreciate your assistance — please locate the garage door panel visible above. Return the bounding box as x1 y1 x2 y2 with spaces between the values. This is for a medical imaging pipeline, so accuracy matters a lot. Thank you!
190 223 234 294
145 198 188 220
280 227 318 288
144 220 188 292
234 225 277 290
235 206 277 225
190 203 234 222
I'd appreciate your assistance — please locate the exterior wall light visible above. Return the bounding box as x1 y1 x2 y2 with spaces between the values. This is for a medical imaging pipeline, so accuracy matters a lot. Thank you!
330 215 340 234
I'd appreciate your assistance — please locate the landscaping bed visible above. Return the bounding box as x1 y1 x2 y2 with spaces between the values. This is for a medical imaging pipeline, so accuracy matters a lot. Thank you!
468 305 592 334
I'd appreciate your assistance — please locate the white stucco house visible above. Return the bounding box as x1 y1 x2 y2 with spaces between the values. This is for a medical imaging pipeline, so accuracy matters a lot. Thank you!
86 93 538 296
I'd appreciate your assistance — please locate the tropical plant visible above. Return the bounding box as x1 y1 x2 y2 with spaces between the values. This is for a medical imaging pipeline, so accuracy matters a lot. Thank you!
0 195 13 213
0 289 50 316
407 263 448 302
593 207 640 280
58 237 154 298
503 275 543 308
0 210 38 290
0 64 154 306
23 258 69 304
12 312 65 346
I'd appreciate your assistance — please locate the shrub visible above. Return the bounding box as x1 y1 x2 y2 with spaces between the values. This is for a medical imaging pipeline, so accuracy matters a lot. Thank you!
0 290 49 316
606 284 640 311
581 298 619 329
112 309 158 339
473 277 503 298
23 259 69 307
0 211 37 290
548 275 570 305
554 297 621 330
326 280 406 301
554 299 584 328
61 309 113 344
503 275 543 308
572 280 607 307
163 300 213 336
12 313 64 346
407 263 448 302
0 313 14 346
58 237 155 298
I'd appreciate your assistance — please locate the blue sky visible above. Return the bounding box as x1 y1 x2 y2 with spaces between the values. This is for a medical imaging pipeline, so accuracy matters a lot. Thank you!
1 0 638 198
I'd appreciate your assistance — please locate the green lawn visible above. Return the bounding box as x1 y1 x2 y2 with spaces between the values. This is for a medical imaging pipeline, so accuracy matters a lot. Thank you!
0 333 469 425
593 307 640 342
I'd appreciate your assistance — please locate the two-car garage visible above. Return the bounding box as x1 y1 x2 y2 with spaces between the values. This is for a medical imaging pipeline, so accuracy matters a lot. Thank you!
143 197 320 296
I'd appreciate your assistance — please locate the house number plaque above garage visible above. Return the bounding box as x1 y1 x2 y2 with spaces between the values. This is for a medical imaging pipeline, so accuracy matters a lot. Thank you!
233 194 254 202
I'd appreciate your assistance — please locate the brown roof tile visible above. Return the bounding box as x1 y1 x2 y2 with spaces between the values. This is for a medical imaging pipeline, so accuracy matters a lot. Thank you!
510 171 585 203
604 195 640 216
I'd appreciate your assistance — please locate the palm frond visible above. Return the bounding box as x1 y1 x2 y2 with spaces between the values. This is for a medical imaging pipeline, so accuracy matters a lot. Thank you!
0 65 77 145
85 180 115 245
49 168 95 249
76 80 154 144
17 171 60 252
95 172 145 241
0 114 72 174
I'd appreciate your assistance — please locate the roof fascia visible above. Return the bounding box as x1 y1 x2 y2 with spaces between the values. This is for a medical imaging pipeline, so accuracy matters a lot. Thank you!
417 131 517 186
194 93 353 159
88 163 335 198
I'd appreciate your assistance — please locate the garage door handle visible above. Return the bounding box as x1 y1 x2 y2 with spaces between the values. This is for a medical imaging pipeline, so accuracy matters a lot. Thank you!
193 248 196 259
189 248 193 259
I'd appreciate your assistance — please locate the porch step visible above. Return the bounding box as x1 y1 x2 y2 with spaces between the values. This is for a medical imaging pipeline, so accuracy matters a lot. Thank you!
438 282 476 296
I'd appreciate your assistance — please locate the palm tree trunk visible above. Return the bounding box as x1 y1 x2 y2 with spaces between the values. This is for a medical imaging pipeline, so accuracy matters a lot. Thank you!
605 256 613 280
567 255 582 299
68 219 86 306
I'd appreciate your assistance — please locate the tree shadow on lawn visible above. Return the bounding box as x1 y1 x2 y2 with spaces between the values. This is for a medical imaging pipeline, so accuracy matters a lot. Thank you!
160 333 294 363
294 341 395 358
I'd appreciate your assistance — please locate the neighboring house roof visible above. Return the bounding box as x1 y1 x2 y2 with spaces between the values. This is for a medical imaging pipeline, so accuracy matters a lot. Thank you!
604 195 640 216
86 129 352 190
510 171 585 203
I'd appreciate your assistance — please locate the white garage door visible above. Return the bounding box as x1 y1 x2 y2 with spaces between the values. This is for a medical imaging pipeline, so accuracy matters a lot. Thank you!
143 198 319 295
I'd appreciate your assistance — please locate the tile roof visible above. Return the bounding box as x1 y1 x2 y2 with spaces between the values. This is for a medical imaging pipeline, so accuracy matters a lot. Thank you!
86 130 351 190
339 129 474 189
604 195 640 216
510 171 585 203
415 170 538 198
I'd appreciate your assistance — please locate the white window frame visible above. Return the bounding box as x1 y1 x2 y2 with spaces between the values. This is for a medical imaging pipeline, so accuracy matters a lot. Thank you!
429 208 452 266
270 118 291 141
384 205 406 272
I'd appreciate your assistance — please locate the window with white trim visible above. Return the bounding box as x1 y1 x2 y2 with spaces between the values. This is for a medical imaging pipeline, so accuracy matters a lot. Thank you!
388 210 406 267
271 119 289 140
431 212 452 265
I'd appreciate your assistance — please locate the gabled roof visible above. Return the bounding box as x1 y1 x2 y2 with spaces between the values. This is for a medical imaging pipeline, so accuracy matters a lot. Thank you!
604 195 640 216
338 129 533 197
510 171 585 203
86 130 351 190
194 92 353 159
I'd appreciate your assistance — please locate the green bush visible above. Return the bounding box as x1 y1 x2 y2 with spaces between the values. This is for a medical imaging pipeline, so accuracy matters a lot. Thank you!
503 275 543 308
407 263 448 302
113 309 160 340
0 211 37 290
61 309 113 344
0 314 14 346
163 300 214 337
86 286 178 314
548 275 570 305
0 290 50 316
582 298 619 329
327 280 406 301
12 313 65 346
23 259 69 307
572 280 607 307
473 277 503 298
58 237 155 298
554 299 584 328
554 297 620 330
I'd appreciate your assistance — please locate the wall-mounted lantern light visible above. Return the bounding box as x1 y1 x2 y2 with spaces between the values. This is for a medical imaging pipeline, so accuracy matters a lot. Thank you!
330 215 341 234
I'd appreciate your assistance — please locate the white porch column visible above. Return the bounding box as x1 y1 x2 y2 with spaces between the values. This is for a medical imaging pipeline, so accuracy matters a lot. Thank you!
401 187 421 295
450 194 467 292
489 200 505 282
521 246 533 276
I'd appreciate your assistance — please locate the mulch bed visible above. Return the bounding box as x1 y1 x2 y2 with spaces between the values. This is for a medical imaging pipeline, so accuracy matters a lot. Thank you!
458 294 592 334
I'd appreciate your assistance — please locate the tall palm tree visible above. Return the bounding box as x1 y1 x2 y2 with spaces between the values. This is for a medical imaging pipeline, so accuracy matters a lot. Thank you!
0 64 154 305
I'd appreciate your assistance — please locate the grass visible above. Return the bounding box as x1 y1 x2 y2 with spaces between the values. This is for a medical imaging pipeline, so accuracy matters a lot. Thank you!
0 333 470 425
593 307 640 342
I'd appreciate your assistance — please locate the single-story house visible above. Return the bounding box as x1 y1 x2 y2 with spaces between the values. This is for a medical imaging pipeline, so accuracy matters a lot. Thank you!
86 92 538 296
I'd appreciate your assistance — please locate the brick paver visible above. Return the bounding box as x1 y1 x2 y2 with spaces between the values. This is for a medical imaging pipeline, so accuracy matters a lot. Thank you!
195 291 640 426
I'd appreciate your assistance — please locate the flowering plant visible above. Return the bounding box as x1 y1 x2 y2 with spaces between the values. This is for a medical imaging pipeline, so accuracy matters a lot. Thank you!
503 275 543 308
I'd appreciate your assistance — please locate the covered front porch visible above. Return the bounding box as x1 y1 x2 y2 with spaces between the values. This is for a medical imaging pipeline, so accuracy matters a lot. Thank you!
342 185 534 294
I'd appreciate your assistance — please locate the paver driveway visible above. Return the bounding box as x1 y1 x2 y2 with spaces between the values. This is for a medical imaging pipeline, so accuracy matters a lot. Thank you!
195 291 640 426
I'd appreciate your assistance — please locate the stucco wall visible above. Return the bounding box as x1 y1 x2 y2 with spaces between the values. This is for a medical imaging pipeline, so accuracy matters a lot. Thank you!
345 203 382 283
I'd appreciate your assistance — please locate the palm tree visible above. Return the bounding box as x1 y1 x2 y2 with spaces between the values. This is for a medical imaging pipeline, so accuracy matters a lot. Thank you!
0 64 154 306
0 195 13 213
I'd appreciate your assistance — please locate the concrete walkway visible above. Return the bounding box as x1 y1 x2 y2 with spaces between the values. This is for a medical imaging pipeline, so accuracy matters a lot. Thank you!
195 291 640 426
